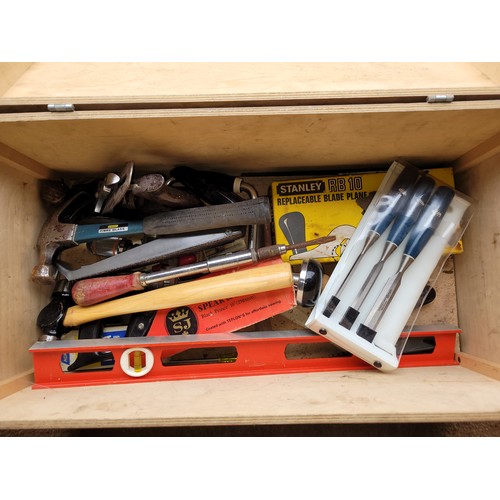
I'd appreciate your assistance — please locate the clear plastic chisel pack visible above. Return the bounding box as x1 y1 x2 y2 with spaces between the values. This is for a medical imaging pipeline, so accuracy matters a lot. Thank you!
306 160 474 371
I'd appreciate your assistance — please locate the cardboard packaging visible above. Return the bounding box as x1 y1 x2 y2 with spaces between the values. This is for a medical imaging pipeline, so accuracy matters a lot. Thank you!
271 167 461 263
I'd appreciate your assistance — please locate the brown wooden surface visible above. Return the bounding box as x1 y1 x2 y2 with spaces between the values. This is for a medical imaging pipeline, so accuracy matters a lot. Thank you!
2 102 500 178
1 366 500 429
0 63 32 97
3 62 499 99
454 151 500 365
0 164 51 383
458 352 500 381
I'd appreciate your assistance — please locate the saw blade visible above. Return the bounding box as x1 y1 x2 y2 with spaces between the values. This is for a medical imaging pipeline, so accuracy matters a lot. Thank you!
56 229 244 281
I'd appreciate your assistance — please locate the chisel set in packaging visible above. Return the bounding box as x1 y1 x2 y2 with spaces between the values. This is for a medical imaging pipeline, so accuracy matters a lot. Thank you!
306 160 473 371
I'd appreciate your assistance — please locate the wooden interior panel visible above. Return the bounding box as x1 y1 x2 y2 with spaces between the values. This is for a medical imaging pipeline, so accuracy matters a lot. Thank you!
2 102 500 177
472 63 500 86
0 142 54 180
454 151 500 364
3 62 499 99
454 130 500 173
0 165 51 382
0 63 32 97
1 367 500 428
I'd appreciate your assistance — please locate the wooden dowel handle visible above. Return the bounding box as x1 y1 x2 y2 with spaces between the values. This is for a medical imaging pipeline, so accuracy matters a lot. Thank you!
71 272 144 306
63 261 293 328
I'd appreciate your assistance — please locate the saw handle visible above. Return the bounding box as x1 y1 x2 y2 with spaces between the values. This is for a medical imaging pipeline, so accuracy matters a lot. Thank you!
71 272 144 306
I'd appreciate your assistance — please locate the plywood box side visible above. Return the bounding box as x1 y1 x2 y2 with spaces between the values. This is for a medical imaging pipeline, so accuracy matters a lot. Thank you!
2 103 500 177
458 352 500 382
1 366 500 428
0 164 51 383
3 62 500 99
453 130 500 173
0 63 32 97
454 151 500 364
0 141 56 180
472 63 500 87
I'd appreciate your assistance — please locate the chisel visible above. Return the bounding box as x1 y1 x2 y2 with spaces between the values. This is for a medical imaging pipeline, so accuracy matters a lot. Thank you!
322 163 419 317
356 185 455 343
339 174 436 329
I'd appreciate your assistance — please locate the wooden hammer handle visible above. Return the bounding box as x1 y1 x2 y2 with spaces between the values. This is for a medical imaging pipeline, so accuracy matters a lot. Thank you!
63 261 293 328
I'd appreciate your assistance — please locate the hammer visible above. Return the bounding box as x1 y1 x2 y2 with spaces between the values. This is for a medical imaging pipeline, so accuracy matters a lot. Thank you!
32 192 272 285
36 260 294 340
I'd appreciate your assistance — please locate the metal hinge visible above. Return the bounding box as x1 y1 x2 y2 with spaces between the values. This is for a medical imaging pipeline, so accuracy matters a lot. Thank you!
47 104 75 112
426 94 455 103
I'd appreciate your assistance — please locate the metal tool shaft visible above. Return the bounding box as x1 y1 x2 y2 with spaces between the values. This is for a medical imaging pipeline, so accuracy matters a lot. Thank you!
71 235 334 306
322 229 380 317
141 249 257 286
356 255 413 341
339 241 398 328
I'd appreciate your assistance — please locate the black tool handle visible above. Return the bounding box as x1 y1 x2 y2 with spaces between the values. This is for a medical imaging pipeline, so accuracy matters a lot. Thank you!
404 185 455 260
170 166 243 204
387 175 436 246
370 164 420 236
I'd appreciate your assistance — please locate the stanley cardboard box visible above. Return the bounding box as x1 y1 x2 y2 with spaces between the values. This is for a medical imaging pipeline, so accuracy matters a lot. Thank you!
271 167 462 263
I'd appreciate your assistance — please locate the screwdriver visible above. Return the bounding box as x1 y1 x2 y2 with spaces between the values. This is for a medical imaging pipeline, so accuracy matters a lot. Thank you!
322 163 420 317
356 185 455 344
71 235 335 306
339 174 436 329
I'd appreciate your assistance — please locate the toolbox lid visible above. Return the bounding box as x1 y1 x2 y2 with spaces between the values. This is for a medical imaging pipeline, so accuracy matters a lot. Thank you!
1 62 500 112
1 63 500 177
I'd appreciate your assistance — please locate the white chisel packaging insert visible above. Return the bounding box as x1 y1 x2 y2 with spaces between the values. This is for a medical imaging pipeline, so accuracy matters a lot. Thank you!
305 160 474 372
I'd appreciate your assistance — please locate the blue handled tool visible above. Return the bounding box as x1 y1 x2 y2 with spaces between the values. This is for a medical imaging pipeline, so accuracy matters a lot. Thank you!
322 163 420 317
32 191 272 285
339 174 436 329
356 185 455 342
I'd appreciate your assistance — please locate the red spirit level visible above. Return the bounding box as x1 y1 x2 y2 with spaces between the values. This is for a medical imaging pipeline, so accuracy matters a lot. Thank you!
30 325 459 389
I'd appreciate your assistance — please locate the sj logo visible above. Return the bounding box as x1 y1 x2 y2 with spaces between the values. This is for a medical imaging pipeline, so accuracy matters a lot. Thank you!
165 307 198 335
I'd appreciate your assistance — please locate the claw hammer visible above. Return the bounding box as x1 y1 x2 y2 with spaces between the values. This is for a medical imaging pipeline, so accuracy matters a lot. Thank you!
31 192 272 285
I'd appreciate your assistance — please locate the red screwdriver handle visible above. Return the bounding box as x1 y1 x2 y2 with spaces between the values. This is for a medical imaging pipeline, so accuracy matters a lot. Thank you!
72 272 144 306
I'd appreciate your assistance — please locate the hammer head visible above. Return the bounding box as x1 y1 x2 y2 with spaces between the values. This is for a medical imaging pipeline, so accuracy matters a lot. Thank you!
31 193 87 285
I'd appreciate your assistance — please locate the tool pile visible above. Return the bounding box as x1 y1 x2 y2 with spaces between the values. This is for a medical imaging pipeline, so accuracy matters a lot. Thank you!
32 162 332 373
29 159 473 386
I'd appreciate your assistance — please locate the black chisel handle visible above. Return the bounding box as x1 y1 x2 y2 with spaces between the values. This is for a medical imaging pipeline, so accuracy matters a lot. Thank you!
404 185 455 260
386 175 436 247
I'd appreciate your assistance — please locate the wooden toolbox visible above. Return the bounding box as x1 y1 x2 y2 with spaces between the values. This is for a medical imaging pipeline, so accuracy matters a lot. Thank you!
1 62 500 430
